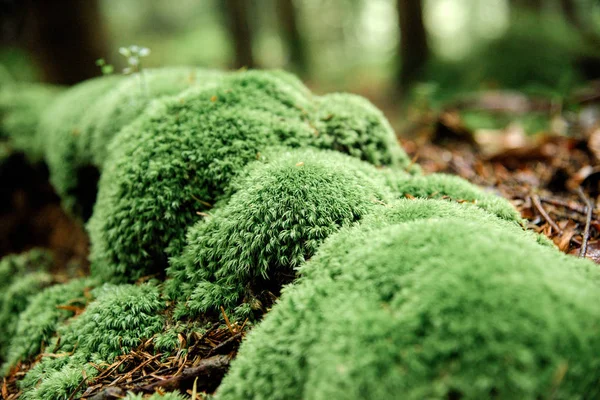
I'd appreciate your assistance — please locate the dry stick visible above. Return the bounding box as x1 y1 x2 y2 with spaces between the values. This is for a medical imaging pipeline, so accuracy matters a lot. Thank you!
207 332 243 357
531 194 562 234
576 187 594 258
539 197 591 216
139 354 231 393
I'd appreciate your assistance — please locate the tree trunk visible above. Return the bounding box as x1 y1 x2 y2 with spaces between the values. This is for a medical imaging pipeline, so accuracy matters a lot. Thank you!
276 0 308 75
223 0 256 69
396 0 429 95
9 0 109 85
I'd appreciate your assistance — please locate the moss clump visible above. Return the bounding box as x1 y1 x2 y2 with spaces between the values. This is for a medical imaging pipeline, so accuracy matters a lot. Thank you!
2 277 96 372
19 283 165 400
89 70 410 282
311 93 415 170
217 208 600 400
41 75 122 215
80 67 225 169
0 250 54 360
0 83 62 160
388 172 522 223
166 148 394 319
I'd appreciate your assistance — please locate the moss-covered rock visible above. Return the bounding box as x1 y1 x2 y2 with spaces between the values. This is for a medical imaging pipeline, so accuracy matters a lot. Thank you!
0 83 62 160
217 207 600 400
0 250 54 360
388 172 522 223
166 148 395 319
19 283 165 400
80 67 225 169
311 93 414 170
2 277 96 372
89 70 410 283
41 75 122 216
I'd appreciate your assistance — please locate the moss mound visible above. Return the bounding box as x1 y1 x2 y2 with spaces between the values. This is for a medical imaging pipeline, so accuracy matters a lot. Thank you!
0 250 54 360
41 75 122 215
0 83 62 160
19 283 165 400
81 67 225 169
89 70 410 282
166 148 395 319
217 215 600 400
388 172 522 223
2 277 96 372
311 93 414 169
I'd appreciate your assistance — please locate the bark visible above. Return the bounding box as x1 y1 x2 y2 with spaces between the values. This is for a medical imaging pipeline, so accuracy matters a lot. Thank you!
222 0 256 69
276 0 308 74
7 0 109 85
396 0 429 95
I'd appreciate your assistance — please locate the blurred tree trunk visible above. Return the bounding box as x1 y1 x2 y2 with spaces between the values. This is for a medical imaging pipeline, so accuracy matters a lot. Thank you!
396 0 429 96
276 0 308 75
11 0 108 85
510 0 544 11
223 0 256 69
559 0 578 26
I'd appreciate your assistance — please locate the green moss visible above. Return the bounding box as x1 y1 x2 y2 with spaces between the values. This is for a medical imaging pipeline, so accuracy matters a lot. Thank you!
388 172 522 223
19 283 165 400
89 70 409 283
2 277 97 372
0 250 54 359
217 215 600 400
41 75 122 215
0 83 62 160
81 67 225 169
311 93 415 170
166 148 394 319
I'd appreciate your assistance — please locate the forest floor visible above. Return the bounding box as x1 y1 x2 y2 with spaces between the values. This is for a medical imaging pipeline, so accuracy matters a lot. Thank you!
1 90 599 399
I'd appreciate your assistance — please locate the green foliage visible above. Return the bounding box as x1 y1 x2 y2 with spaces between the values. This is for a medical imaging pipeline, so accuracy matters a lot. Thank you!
166 148 395 319
19 353 99 400
19 283 165 400
312 93 414 169
0 83 62 160
81 67 225 168
41 75 123 215
0 250 54 360
217 210 600 400
89 69 409 282
388 172 522 223
2 277 96 371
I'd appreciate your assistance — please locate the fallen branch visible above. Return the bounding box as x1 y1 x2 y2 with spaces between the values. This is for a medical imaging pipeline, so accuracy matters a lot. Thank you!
139 354 231 394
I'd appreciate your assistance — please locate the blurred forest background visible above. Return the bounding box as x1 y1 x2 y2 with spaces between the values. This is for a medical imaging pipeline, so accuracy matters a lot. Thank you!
2 0 600 132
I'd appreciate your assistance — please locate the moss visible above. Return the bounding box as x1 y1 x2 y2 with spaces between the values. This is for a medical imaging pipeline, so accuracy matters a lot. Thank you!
388 172 522 223
311 93 415 170
89 70 409 283
166 148 394 319
0 83 62 160
80 67 225 169
0 250 54 359
41 75 122 215
217 216 600 400
19 283 165 400
2 277 97 372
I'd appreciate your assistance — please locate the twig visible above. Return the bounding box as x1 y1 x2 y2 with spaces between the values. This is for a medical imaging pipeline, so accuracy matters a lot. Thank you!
576 187 594 258
539 197 591 216
139 355 231 393
531 194 562 234
207 332 242 357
